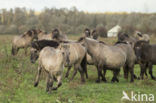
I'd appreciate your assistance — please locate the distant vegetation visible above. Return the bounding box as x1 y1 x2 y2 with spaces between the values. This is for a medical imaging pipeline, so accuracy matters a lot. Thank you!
0 7 156 36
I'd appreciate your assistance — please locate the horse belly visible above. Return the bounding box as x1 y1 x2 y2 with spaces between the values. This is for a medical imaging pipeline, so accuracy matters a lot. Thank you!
104 54 126 68
87 54 94 64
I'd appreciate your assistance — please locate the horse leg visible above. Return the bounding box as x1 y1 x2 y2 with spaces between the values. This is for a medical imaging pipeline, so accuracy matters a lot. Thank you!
34 66 42 87
116 69 120 77
65 66 72 78
24 47 28 56
140 63 145 80
46 73 53 92
149 63 156 80
111 69 119 83
52 75 62 90
70 65 78 81
123 64 129 79
78 65 85 83
48 74 54 94
85 65 88 79
96 65 103 83
129 66 134 83
145 63 148 78
102 69 107 82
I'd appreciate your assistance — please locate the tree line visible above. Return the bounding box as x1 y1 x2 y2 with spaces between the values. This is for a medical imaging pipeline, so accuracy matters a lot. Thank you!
0 7 156 36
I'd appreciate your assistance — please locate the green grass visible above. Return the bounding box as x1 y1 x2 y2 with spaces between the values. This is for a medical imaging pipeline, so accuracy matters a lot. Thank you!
0 35 156 103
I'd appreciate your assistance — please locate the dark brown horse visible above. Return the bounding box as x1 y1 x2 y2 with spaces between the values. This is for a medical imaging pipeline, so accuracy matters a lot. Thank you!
118 32 150 79
134 40 156 80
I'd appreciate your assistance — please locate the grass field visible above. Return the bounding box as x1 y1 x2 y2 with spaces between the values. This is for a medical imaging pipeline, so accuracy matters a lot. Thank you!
0 34 156 103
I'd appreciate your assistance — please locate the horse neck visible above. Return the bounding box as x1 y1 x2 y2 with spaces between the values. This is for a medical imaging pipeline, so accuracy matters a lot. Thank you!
23 36 33 44
85 39 99 57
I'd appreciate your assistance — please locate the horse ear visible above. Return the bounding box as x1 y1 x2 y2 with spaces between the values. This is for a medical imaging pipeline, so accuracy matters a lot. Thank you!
125 33 129 38
137 33 143 37
52 29 59 34
27 30 32 36
32 41 40 50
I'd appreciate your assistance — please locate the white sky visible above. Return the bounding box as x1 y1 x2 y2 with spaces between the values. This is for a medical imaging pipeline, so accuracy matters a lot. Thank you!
0 0 156 13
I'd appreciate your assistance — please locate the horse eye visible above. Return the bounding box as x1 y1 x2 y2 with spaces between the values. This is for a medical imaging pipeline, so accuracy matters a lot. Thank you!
62 52 64 55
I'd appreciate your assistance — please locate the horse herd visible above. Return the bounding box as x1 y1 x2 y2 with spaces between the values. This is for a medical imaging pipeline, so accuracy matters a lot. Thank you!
11 28 156 93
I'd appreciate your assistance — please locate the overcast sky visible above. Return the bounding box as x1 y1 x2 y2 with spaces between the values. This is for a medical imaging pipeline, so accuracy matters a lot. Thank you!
0 0 156 13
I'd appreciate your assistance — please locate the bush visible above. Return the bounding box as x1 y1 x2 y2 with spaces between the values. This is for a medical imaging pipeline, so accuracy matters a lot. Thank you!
96 24 107 37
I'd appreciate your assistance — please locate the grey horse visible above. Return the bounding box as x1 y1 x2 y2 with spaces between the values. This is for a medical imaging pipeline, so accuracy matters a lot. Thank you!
12 30 37 55
79 37 136 83
33 44 70 93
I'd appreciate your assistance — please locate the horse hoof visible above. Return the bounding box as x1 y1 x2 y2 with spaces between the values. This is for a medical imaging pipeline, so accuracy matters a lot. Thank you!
65 75 68 78
52 87 57 90
34 82 38 87
137 77 141 80
58 83 62 87
102 78 107 82
81 79 85 83
153 78 156 81
116 79 119 82
133 75 138 79
152 77 156 80
103 80 107 83
81 81 85 84
96 80 100 83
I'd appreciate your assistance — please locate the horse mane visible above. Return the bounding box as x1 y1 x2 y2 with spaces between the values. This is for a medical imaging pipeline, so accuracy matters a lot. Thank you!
136 40 149 44
58 40 70 43
115 41 128 45
99 41 106 44
31 40 59 50
77 37 85 42
134 40 149 47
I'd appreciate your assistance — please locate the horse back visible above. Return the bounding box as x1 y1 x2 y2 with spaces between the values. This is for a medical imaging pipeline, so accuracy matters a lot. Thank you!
68 43 86 65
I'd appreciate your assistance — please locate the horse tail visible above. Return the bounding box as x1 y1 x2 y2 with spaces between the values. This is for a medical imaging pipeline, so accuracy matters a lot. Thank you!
81 53 88 79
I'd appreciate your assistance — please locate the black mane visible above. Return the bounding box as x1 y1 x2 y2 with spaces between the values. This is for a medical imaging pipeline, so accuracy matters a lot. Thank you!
31 40 59 50
77 37 85 42
115 41 128 45
99 41 106 44
135 40 149 45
